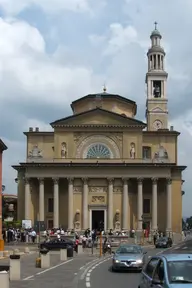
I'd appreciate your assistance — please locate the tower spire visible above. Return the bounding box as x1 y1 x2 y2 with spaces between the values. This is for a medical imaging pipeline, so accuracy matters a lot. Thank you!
145 24 168 131
154 21 158 30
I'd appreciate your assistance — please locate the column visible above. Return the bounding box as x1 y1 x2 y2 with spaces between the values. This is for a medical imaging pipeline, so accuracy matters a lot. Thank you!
152 178 158 231
53 178 59 228
38 178 44 222
122 178 129 230
107 178 114 230
68 178 74 230
137 178 143 231
82 178 88 230
166 178 172 232
24 178 30 220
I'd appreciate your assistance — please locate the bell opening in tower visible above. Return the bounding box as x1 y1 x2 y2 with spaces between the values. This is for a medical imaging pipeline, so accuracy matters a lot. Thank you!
153 80 161 98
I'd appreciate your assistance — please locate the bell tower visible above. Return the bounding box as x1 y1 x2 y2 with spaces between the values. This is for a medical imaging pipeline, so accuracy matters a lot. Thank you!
146 22 168 131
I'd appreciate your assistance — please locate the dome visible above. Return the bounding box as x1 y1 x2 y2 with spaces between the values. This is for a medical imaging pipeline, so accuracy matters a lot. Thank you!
150 29 162 39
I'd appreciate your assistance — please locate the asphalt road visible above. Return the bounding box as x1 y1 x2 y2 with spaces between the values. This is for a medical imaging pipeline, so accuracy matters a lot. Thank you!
78 243 190 288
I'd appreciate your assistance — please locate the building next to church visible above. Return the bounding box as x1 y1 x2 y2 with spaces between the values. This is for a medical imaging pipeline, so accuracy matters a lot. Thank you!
0 139 7 239
13 26 186 234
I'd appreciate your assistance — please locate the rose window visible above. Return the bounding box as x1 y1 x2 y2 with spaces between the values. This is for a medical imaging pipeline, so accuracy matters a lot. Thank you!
86 144 111 158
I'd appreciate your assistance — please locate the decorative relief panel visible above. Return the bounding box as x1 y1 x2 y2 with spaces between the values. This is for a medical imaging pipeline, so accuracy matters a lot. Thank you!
89 187 107 193
73 187 82 193
28 145 42 158
91 196 105 204
113 187 123 193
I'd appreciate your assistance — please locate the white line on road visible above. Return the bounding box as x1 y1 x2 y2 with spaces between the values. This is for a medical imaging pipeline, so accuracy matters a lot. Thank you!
23 275 35 280
23 259 73 280
36 259 73 275
84 255 111 287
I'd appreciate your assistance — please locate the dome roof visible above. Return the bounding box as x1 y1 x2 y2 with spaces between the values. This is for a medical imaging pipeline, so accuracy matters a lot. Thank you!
150 29 162 39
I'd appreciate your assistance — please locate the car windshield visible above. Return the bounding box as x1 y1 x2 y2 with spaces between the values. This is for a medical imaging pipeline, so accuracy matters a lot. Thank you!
116 245 142 254
158 237 167 241
168 260 192 283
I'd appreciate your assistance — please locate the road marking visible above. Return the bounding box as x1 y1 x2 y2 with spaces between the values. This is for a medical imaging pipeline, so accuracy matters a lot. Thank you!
36 259 73 275
84 255 111 287
23 259 73 279
23 275 35 280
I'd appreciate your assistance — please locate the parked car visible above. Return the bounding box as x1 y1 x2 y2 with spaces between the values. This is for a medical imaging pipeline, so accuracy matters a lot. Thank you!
39 238 74 250
155 236 172 248
139 254 192 287
111 244 147 272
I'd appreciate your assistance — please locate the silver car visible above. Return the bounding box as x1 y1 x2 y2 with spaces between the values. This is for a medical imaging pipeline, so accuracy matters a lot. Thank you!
112 244 147 272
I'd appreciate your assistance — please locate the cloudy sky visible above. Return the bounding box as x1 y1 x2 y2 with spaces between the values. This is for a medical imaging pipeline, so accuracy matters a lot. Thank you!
0 0 192 216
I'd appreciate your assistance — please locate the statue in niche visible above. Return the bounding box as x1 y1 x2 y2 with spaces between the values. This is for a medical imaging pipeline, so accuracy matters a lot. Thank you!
61 142 67 158
28 145 42 158
130 142 136 159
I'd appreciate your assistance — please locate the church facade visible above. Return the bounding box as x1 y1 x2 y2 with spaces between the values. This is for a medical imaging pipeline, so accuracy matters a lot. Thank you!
13 26 186 233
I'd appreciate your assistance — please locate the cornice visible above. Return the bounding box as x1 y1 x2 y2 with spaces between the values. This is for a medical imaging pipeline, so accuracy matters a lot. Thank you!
51 124 145 129
12 162 187 171
23 132 54 136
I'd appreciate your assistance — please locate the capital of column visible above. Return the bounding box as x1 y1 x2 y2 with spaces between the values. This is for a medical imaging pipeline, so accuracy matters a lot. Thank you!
107 178 114 185
137 177 143 184
152 177 158 184
24 177 30 184
67 177 74 184
166 178 172 185
52 178 59 185
82 178 88 185
122 177 129 184
38 177 44 184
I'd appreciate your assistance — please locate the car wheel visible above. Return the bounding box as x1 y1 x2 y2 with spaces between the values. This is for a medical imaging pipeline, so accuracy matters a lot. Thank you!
155 246 158 248
111 266 116 272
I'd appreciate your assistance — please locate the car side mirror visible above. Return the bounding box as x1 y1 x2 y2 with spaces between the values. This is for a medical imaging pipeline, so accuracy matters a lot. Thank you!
152 279 163 285
143 251 147 254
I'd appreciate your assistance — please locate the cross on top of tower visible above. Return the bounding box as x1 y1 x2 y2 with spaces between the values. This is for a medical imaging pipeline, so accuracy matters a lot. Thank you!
154 21 158 30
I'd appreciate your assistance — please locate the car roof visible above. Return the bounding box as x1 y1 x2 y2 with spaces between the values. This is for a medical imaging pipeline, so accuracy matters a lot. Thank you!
119 243 141 247
160 254 192 261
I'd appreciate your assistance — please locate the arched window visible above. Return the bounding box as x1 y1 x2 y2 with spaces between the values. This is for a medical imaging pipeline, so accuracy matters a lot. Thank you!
86 143 111 159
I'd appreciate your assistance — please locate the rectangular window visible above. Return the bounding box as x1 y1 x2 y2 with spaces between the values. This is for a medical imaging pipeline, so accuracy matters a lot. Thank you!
48 198 53 213
143 146 151 159
143 199 151 214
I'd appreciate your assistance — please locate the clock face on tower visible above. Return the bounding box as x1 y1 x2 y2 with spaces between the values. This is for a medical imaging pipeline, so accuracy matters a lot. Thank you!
153 120 162 130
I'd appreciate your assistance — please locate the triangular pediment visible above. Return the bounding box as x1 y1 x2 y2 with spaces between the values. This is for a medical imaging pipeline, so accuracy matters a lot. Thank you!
50 108 146 127
151 106 164 113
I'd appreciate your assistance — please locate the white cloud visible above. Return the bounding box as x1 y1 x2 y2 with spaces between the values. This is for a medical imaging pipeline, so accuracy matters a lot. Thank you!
0 0 92 15
102 24 138 55
0 18 97 104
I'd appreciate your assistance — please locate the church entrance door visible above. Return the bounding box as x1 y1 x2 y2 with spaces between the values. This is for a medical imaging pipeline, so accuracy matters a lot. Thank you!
92 210 104 231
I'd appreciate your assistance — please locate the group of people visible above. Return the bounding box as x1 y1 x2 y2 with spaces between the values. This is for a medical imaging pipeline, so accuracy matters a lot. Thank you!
2 227 37 243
